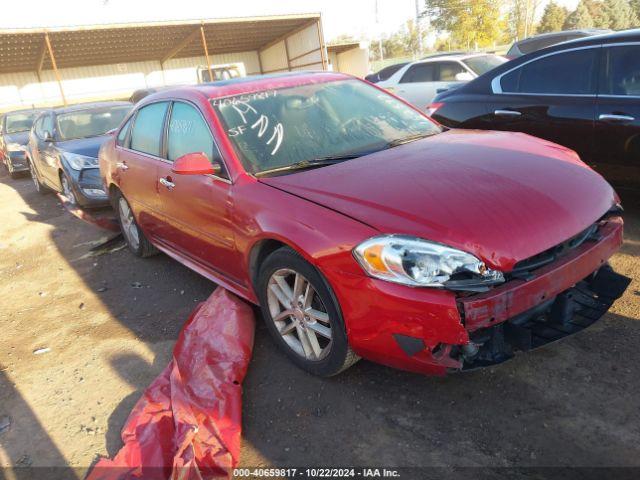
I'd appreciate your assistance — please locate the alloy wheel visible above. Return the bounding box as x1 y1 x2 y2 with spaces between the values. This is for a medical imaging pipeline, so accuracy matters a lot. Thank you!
61 175 77 205
118 197 140 251
266 268 333 361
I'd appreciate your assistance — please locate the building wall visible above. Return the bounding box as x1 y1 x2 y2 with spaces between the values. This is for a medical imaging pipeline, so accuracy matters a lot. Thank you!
328 46 370 78
258 22 324 74
0 50 261 112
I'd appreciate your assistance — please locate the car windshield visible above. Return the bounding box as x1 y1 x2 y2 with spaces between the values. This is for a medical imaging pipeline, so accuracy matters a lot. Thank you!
4 111 39 134
56 105 131 141
212 79 440 175
462 55 507 75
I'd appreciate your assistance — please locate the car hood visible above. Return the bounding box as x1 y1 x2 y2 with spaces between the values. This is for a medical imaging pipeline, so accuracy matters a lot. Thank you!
3 131 30 147
56 134 110 157
259 130 617 271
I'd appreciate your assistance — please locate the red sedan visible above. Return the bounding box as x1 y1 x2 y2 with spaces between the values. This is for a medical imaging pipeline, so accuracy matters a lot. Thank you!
100 72 629 377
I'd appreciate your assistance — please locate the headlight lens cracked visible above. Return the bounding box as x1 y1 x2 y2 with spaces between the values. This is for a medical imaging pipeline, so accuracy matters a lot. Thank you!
354 235 504 290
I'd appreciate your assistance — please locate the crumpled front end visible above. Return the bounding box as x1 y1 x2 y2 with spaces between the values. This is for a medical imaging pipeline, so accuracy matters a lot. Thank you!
333 217 629 376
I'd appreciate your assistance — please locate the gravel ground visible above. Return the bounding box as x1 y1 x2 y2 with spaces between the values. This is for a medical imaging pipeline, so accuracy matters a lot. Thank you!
0 168 638 479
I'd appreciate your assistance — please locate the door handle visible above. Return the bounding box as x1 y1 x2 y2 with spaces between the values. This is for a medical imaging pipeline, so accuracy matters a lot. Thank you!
598 114 635 123
116 161 129 171
159 177 175 190
494 110 522 117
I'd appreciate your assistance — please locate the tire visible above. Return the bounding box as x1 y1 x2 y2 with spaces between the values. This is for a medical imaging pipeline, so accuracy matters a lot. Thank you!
60 172 78 206
114 189 158 258
257 247 359 377
28 160 48 195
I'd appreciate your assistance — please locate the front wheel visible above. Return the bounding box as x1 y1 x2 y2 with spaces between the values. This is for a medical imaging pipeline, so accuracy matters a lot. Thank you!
115 190 158 258
257 247 359 376
29 160 48 195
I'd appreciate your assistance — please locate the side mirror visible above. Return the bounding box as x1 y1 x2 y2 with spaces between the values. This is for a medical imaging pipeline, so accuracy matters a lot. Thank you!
172 152 221 176
44 131 54 142
454 72 474 82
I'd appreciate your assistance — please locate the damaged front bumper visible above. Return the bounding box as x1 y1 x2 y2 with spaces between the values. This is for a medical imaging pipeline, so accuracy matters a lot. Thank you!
451 217 629 371
339 217 629 376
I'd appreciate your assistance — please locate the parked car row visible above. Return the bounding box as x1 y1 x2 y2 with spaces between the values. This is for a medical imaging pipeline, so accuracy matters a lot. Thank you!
0 60 630 378
429 29 640 187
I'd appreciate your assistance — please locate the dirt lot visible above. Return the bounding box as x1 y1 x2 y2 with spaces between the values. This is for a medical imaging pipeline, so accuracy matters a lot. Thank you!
0 167 639 479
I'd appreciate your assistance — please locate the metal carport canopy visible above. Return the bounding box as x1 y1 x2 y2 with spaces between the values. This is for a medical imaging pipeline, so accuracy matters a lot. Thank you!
0 13 322 75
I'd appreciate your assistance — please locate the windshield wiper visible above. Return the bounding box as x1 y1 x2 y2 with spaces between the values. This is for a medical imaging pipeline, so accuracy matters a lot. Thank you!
255 153 363 177
384 132 435 148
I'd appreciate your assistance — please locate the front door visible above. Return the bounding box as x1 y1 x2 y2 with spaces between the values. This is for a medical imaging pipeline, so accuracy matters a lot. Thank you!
155 101 241 283
594 44 640 185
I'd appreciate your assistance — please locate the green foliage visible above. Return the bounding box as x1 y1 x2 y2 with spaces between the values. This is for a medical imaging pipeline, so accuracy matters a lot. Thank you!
423 0 504 49
603 0 639 29
538 2 569 33
563 0 595 29
584 0 611 27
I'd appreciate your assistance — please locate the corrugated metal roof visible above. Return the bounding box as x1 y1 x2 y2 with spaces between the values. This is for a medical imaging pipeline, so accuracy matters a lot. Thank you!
0 14 320 74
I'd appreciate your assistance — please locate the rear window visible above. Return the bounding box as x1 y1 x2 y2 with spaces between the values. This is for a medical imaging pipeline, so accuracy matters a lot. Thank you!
602 45 640 96
462 55 507 76
500 48 597 95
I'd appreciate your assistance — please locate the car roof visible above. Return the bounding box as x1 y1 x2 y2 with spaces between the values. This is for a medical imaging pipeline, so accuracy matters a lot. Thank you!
555 27 640 47
409 52 497 66
140 71 352 103
45 100 132 115
515 28 611 46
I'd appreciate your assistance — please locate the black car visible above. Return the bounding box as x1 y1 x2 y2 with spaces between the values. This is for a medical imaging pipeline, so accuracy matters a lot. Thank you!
430 29 640 187
28 101 131 207
0 108 44 178
505 29 610 59
365 62 409 83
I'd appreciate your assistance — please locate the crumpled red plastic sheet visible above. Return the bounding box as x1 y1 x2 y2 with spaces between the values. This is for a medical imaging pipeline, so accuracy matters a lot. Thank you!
87 288 255 480
57 194 120 232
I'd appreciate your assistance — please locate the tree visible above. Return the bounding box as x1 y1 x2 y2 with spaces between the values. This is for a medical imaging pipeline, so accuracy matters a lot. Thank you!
584 0 611 27
631 0 640 18
564 0 595 28
423 0 503 49
538 2 569 32
509 0 544 39
603 0 639 29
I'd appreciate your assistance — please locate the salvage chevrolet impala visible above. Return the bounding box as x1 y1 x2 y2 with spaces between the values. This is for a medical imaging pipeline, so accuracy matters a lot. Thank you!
100 72 629 377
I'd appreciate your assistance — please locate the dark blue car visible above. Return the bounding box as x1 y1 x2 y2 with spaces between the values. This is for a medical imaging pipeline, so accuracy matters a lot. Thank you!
28 101 131 207
1 108 44 178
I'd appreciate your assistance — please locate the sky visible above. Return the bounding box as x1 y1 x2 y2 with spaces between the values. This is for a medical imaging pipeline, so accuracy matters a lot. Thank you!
0 0 580 41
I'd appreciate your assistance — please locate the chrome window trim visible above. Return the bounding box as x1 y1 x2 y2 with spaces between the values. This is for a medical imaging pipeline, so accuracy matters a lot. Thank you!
491 44 601 95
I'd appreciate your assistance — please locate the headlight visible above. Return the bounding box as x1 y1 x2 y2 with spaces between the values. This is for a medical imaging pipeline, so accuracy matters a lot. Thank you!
63 153 98 170
353 235 504 291
6 142 23 152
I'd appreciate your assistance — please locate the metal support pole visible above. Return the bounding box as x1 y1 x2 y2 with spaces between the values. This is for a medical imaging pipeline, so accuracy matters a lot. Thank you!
200 23 214 82
316 19 328 71
44 31 67 106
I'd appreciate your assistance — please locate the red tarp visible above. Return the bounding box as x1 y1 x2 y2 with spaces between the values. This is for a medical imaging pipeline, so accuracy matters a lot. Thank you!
88 288 255 480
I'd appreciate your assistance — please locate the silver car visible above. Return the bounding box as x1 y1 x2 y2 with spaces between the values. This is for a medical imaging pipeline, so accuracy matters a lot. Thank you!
377 53 507 111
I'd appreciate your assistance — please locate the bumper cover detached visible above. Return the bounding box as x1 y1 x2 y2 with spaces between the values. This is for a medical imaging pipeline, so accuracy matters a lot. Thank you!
454 217 628 371
386 218 628 375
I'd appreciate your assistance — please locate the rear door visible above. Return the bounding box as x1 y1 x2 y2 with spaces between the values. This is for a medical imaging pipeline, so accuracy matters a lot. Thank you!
394 62 437 109
155 100 241 282
594 44 640 184
119 101 170 235
486 46 600 162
